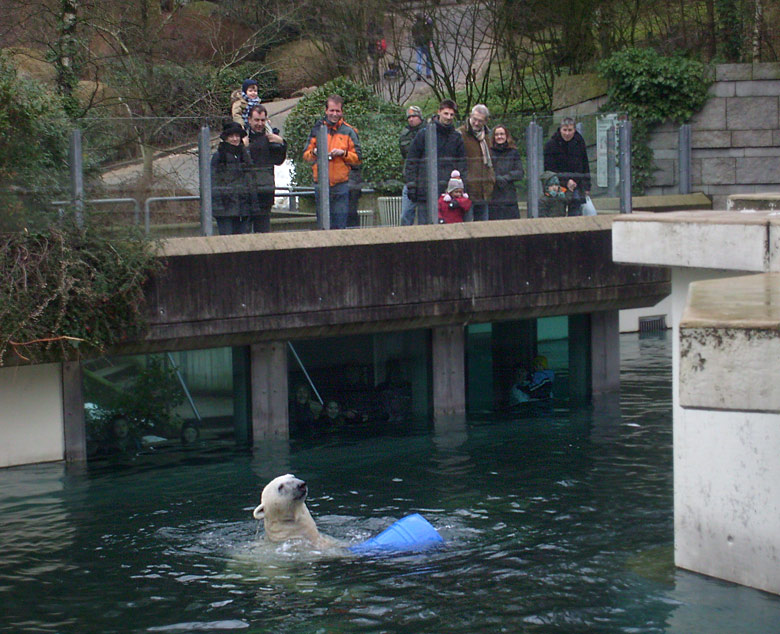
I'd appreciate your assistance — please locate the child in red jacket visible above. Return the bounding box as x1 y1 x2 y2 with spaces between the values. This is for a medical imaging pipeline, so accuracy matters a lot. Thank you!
438 170 472 223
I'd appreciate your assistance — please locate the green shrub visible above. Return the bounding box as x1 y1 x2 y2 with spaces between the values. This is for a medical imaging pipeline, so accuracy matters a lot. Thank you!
284 77 405 192
0 52 71 228
0 219 163 366
598 48 710 193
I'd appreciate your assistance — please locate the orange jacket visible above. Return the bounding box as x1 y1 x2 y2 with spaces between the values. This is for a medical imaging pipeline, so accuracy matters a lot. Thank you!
303 117 361 186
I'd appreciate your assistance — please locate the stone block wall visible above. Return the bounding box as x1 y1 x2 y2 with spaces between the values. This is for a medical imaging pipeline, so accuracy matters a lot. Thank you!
644 63 780 208
553 63 780 209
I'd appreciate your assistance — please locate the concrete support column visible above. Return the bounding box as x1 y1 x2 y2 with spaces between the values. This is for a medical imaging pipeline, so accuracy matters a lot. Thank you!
250 342 289 441
590 310 620 394
62 361 86 462
568 314 591 401
492 320 537 409
432 325 466 419
232 346 251 445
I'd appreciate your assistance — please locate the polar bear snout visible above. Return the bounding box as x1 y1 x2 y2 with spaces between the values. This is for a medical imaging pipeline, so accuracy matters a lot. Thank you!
292 480 307 500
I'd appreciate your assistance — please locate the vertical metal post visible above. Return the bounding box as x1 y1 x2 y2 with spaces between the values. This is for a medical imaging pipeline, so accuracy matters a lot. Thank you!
69 129 84 227
316 124 330 230
678 123 692 195
425 123 438 224
198 126 213 236
618 120 632 214
526 122 541 218
606 125 617 198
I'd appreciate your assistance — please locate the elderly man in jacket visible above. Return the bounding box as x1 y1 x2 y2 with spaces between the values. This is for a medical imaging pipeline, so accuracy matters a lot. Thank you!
458 104 495 222
303 94 362 229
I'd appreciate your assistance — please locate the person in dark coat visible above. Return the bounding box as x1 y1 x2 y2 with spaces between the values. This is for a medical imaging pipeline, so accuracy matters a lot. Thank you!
211 121 257 235
543 117 590 216
247 105 287 233
403 99 466 214
488 124 525 220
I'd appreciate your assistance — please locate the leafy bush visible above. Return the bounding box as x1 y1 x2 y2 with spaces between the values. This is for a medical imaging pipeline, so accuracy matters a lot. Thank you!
0 219 163 366
0 52 71 229
598 48 710 192
284 77 405 192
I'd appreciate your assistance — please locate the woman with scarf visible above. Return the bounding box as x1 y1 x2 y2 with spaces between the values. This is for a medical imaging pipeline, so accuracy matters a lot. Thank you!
210 121 257 235
457 104 495 221
488 125 525 220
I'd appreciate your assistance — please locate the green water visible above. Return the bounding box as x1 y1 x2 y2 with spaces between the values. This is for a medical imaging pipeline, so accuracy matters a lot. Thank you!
2 332 780 633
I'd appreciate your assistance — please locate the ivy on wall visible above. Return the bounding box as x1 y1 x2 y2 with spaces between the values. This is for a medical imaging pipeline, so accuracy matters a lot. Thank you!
598 48 711 193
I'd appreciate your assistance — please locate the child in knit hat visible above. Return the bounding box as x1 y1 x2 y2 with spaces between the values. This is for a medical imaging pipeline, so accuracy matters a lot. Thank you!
231 78 261 131
438 170 472 223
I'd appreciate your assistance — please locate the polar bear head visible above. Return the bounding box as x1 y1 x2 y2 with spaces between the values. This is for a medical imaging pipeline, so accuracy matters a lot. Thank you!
253 474 325 546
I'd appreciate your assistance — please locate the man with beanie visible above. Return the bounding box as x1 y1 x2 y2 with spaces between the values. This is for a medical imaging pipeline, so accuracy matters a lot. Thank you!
303 94 362 229
543 117 590 216
399 105 425 225
403 99 466 224
458 104 494 222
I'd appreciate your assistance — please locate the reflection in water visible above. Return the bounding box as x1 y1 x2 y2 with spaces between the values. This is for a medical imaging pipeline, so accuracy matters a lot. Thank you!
1 333 780 633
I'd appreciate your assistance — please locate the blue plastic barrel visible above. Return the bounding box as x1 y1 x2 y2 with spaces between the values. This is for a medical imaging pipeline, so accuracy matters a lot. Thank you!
349 513 444 554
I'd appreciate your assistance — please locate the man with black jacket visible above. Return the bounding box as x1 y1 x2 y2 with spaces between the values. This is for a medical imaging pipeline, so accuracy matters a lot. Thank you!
403 99 466 224
247 105 287 233
543 117 590 216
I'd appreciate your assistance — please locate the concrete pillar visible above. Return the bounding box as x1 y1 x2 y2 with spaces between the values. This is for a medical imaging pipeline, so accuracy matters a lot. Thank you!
62 361 86 462
492 319 537 409
232 346 251 445
432 325 466 419
250 342 289 440
590 310 620 394
568 314 591 401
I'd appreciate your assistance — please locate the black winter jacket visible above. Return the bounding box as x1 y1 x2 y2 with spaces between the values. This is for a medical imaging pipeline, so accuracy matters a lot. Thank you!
211 141 257 218
403 116 466 203
543 129 591 192
489 143 524 203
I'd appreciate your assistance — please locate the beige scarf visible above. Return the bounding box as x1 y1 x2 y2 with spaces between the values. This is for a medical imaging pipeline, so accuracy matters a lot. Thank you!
471 123 492 168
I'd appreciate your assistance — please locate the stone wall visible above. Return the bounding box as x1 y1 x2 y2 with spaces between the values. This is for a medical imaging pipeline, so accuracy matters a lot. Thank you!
553 63 780 209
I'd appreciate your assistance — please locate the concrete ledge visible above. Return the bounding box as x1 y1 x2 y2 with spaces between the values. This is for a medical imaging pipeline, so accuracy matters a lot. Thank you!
680 273 780 412
727 192 780 210
613 209 780 271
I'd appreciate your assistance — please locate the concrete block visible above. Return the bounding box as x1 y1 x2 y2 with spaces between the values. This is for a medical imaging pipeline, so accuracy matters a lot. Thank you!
675 406 780 595
680 273 780 410
691 158 702 184
752 62 780 80
736 81 780 97
732 129 776 147
774 130 780 146
692 130 732 149
737 157 780 184
652 159 676 187
701 157 736 184
744 146 780 157
648 131 678 151
692 147 745 159
613 210 774 271
715 63 752 81
726 96 779 130
708 81 735 98
691 97 726 130
728 192 780 211
653 149 677 161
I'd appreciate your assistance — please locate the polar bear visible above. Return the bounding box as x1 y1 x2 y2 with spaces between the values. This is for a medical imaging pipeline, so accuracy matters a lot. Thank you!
252 474 339 548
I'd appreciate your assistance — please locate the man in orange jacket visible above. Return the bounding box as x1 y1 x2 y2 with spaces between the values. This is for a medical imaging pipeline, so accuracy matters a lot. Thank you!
303 94 362 229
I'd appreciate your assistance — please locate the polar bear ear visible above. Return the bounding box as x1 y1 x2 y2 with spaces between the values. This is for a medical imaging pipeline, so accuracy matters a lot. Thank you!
253 504 264 520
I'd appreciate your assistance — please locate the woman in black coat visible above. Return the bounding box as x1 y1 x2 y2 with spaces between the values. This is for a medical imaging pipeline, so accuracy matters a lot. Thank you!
488 125 525 220
211 121 257 235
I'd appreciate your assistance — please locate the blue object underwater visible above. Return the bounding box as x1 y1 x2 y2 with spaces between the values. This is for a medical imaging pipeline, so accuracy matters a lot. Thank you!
349 513 444 554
